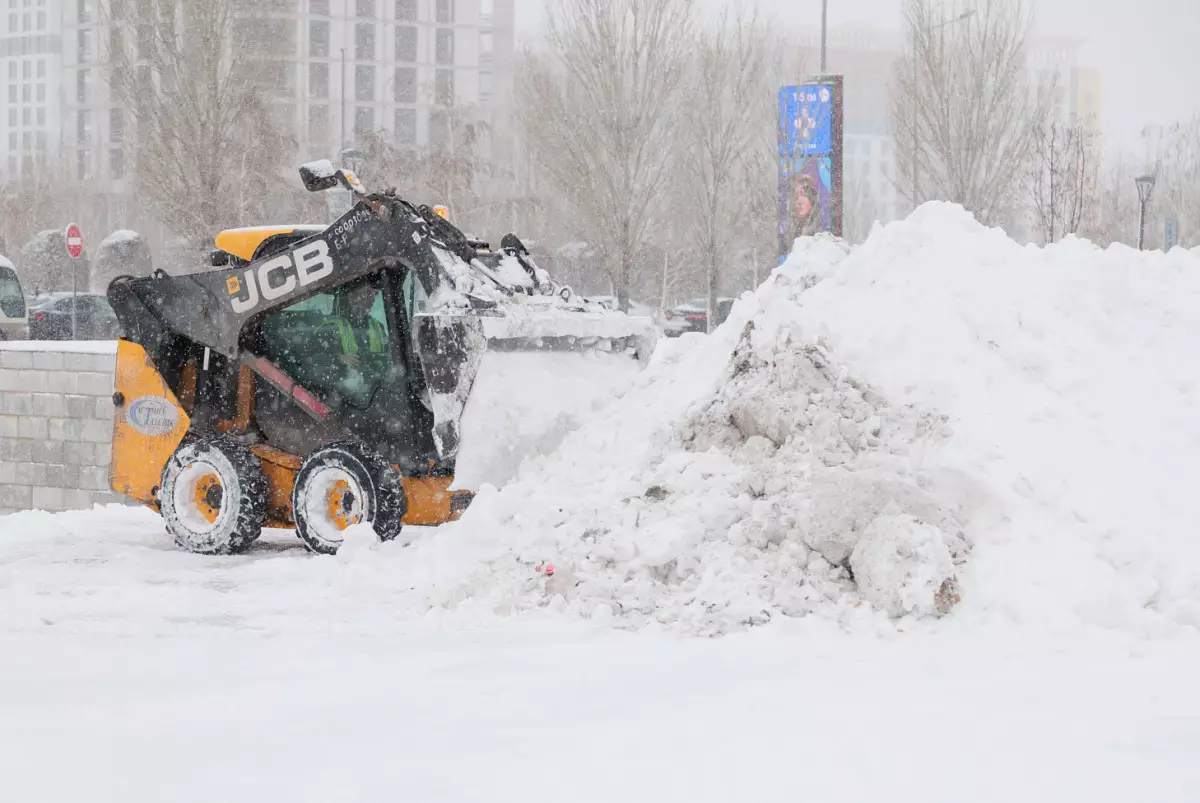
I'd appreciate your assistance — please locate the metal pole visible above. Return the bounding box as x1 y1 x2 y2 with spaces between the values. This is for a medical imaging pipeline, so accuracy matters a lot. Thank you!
820 0 828 73
911 27 919 211
70 259 77 340
340 48 347 149
1137 200 1147 251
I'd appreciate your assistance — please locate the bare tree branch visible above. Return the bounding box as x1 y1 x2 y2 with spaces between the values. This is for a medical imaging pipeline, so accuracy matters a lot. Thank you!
890 0 1056 227
516 0 696 310
104 0 294 248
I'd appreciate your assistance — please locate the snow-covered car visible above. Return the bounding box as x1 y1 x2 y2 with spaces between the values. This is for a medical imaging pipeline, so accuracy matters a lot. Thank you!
663 297 734 337
0 254 27 340
27 292 120 341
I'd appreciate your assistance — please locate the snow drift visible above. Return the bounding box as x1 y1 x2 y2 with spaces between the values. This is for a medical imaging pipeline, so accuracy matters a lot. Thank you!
7 202 1200 640
412 202 1200 636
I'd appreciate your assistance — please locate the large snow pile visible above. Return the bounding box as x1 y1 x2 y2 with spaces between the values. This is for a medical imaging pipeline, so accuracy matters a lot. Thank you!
408 203 1200 637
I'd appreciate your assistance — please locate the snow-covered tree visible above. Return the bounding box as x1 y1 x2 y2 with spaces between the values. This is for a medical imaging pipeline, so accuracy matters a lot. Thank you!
517 0 696 311
1149 118 1200 248
890 0 1057 227
681 2 773 331
1027 121 1098 244
19 230 88 296
104 0 294 244
91 230 153 293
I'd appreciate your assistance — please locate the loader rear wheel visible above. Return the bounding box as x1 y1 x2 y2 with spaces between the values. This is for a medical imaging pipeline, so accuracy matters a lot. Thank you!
159 436 268 555
292 441 407 555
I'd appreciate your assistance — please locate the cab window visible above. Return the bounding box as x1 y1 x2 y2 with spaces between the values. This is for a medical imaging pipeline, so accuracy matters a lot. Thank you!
0 264 25 320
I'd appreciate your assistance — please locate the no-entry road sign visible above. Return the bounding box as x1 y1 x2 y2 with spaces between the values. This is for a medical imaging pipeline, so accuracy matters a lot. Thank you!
65 223 84 259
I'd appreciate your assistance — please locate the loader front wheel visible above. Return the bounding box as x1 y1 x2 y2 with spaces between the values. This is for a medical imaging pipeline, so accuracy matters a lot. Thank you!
160 436 268 555
292 442 407 555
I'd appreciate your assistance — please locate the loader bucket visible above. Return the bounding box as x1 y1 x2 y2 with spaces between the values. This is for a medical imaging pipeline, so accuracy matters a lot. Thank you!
413 304 658 491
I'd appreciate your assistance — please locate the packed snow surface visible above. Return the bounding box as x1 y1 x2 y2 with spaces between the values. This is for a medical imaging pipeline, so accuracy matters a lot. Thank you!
6 202 1200 800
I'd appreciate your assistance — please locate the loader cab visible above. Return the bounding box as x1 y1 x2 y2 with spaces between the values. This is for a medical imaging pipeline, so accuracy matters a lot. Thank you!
248 268 440 475
210 225 327 267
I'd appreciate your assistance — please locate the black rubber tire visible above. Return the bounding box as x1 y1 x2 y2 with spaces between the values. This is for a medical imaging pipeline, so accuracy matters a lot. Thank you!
159 435 268 555
292 441 407 556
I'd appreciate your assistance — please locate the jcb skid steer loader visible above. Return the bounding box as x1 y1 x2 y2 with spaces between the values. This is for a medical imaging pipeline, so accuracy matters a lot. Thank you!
106 162 657 555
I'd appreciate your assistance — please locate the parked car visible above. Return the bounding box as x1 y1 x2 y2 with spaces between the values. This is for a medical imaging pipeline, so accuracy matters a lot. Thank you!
663 297 735 337
0 255 27 340
27 292 120 341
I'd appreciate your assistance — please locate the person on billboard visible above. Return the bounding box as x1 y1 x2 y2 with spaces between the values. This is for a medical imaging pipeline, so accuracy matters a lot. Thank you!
791 173 822 238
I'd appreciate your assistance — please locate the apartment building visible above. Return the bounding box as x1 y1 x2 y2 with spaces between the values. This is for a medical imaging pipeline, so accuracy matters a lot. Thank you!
0 0 66 181
51 0 514 188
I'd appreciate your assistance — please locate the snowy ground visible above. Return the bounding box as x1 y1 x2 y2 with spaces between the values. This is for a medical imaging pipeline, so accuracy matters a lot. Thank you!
3 511 1199 802
5 203 1200 800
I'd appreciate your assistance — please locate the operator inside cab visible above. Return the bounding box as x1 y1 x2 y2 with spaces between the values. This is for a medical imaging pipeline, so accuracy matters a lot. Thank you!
313 278 397 406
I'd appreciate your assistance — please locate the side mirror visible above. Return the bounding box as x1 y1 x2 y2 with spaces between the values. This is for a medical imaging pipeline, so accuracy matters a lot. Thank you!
300 159 370 196
299 159 341 192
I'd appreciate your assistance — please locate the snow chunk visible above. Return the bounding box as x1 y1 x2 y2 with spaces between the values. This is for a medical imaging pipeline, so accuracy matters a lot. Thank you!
850 515 957 618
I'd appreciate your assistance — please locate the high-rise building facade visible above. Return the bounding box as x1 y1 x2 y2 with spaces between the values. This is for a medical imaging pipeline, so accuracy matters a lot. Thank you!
3 0 513 186
0 0 66 180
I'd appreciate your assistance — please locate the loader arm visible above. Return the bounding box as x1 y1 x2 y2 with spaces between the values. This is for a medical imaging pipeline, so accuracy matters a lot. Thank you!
108 197 464 361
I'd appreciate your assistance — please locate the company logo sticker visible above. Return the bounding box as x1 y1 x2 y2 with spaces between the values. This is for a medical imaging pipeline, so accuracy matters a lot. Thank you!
126 396 180 437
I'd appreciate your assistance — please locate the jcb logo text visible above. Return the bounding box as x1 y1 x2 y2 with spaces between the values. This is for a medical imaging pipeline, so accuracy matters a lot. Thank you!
227 240 334 314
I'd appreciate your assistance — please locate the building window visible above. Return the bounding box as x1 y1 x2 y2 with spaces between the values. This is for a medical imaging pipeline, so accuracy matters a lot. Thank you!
76 68 89 103
35 106 44 125
355 22 374 60
429 109 448 143
479 70 492 104
309 62 328 98
480 30 493 63
394 108 415 144
309 20 329 58
6 61 12 79
355 64 374 101
309 0 329 14
7 86 14 103
308 104 329 145
22 59 29 78
395 0 416 21
77 0 90 23
77 109 91 144
22 83 30 102
110 147 124 179
481 0 494 21
395 25 416 62
78 28 91 63
36 83 44 101
36 131 46 152
21 107 29 125
436 0 453 24
77 149 89 180
7 133 15 150
6 108 13 125
434 69 453 106
137 24 153 59
110 107 124 142
435 28 453 64
355 0 374 17
37 58 44 78
354 106 374 137
393 66 415 103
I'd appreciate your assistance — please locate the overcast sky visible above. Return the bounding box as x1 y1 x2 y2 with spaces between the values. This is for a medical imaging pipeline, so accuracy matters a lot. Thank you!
515 0 1200 153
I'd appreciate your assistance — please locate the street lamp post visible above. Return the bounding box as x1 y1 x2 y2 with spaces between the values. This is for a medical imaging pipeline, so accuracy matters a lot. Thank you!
1136 174 1156 251
911 10 975 210
820 0 828 72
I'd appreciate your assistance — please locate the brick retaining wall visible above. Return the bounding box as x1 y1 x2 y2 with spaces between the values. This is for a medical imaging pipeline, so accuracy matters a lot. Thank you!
0 344 126 515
